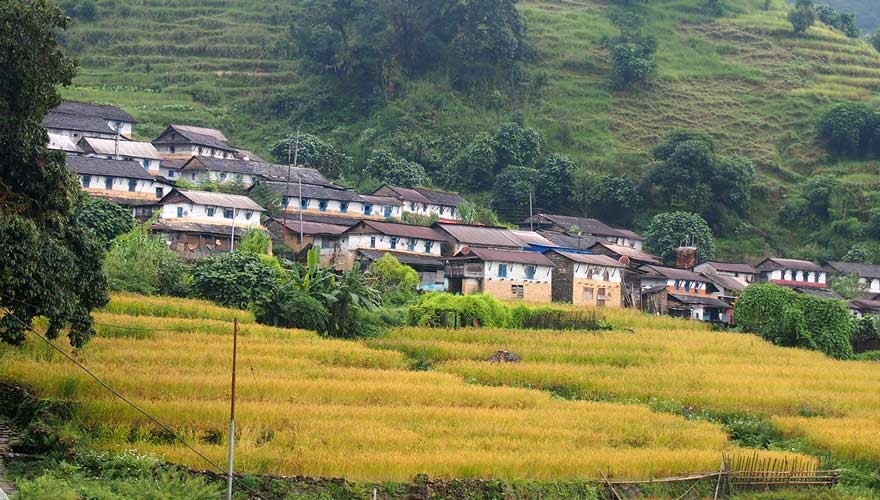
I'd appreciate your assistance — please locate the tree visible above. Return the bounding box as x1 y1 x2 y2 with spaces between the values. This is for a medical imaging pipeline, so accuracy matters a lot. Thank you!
648 139 715 214
494 122 542 169
370 254 419 305
239 228 272 255
0 0 107 348
789 2 816 35
643 212 715 265
365 149 429 188
536 153 575 211
607 33 656 88
867 208 880 239
103 220 188 297
711 155 756 216
492 166 540 220
78 0 97 21
871 31 880 52
448 135 497 192
829 274 870 300
247 182 282 218
578 173 643 226
253 283 330 332
324 263 382 338
75 197 134 248
270 134 351 179
817 101 876 156
457 200 502 226
191 253 281 309
802 174 840 220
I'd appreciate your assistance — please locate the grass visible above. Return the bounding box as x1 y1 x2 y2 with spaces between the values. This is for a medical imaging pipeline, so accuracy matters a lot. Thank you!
0 294 817 483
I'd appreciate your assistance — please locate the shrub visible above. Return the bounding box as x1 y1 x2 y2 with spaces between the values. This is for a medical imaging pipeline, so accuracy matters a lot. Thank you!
789 3 816 34
370 254 420 305
818 101 876 156
734 284 853 359
104 221 188 296
253 283 330 332
408 293 514 328
191 252 281 309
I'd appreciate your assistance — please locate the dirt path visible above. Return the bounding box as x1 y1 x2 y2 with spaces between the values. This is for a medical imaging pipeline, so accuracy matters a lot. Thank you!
0 420 15 499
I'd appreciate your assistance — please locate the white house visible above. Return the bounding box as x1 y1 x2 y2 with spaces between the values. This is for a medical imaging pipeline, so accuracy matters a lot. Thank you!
332 220 446 269
521 213 644 250
152 125 238 159
272 183 403 220
372 185 464 221
180 158 332 190
158 189 265 228
826 262 880 295
67 155 169 219
693 261 758 283
77 137 162 173
756 258 827 289
638 265 713 295
43 101 136 140
445 247 555 302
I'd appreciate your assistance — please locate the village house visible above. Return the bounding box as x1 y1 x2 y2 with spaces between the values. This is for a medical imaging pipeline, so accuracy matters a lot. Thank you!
178 157 293 188
48 133 81 153
336 220 446 269
701 273 749 299
543 250 626 307
77 137 162 173
445 247 554 302
264 217 349 257
270 182 403 220
67 155 169 219
372 185 464 221
433 223 556 256
44 101 136 140
693 261 758 283
587 241 662 266
756 258 828 289
153 189 267 257
152 125 239 160
521 213 644 250
639 265 732 323
825 261 880 295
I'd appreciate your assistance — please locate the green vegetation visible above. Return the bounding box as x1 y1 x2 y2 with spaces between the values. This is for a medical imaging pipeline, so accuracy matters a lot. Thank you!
644 211 715 264
103 220 189 297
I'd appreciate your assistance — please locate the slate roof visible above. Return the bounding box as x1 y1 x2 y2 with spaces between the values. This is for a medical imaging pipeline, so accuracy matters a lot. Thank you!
346 220 446 241
171 124 227 142
52 101 135 123
640 265 707 282
79 137 161 160
184 158 332 185
376 185 464 206
269 218 348 236
359 194 403 206
756 258 825 273
700 261 758 274
434 223 526 248
356 250 444 269
537 231 601 250
701 273 749 293
48 133 80 153
153 125 236 152
547 250 627 268
825 261 880 280
849 299 880 314
449 247 555 267
297 213 361 227
164 189 265 211
66 155 155 180
44 112 116 135
589 241 663 265
668 293 731 309
268 182 362 202
523 213 642 240
151 220 261 237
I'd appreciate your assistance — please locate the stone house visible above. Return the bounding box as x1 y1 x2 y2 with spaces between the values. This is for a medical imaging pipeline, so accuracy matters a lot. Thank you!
77 137 162 173
521 213 644 250
445 247 555 303
693 261 758 283
152 124 238 160
543 250 627 308
67 155 168 219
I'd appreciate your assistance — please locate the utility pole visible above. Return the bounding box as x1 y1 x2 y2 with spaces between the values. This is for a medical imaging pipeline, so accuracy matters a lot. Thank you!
114 123 122 160
229 208 236 253
226 319 238 500
281 128 301 248
528 191 534 232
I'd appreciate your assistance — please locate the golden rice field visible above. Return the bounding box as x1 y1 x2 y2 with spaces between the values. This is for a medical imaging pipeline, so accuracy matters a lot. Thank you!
0 295 827 482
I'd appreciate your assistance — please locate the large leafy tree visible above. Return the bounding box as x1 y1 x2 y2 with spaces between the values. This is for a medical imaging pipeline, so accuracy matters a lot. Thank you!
0 0 108 348
492 165 540 220
270 134 351 180
365 149 429 187
76 197 134 248
643 211 715 265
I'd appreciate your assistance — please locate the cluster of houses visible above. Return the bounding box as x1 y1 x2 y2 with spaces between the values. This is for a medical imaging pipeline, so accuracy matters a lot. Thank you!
49 101 880 323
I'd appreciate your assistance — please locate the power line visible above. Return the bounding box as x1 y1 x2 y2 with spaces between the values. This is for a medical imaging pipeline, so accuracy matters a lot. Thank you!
0 306 267 500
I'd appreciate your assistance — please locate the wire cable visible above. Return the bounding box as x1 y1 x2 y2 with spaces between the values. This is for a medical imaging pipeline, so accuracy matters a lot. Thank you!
0 306 267 500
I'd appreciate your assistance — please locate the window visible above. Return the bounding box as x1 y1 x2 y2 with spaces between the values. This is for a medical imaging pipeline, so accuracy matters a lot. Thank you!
497 264 508 278
363 203 373 215
384 205 393 218
583 287 594 300
300 198 310 210
245 211 253 220
424 241 434 254
128 178 137 192
105 177 114 190
407 239 416 251
155 187 164 198
450 208 455 218
176 207 183 218
511 285 524 299
142 160 149 170
223 208 234 219
525 265 536 280
410 202 416 211
282 197 289 208
170 145 176 154
198 147 203 155
219 172 227 181
167 170 176 178
597 287 607 307
603 271 610 281
390 237 398 249
235 174 243 182
319 200 328 212
370 236 376 249
340 202 349 214
207 207 215 217
81 175 91 188
439 207 446 216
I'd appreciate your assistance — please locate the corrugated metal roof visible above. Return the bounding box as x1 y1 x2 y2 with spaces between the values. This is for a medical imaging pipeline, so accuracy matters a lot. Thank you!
48 133 80 152
435 223 524 248
266 182 362 201
702 273 749 292
153 125 236 152
700 261 758 274
375 185 464 206
451 247 555 267
173 189 265 211
53 101 135 123
538 231 600 250
356 249 444 268
523 213 642 241
508 230 557 247
757 258 824 273
826 261 880 280
849 299 880 314
271 218 348 235
591 241 662 265
80 137 161 159
66 155 156 180
668 293 731 308
549 251 627 268
348 220 446 240
640 265 707 281
359 194 403 206
171 124 227 142
152 220 265 236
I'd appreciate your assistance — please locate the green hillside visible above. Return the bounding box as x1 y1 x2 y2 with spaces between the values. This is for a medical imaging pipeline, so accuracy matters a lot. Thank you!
57 0 880 261
821 0 879 31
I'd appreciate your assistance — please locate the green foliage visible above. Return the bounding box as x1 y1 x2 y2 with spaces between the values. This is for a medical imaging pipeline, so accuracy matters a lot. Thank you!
408 293 514 328
494 122 542 169
75 197 134 247
574 172 643 226
830 273 870 300
191 252 281 309
239 228 272 255
643 211 715 265
370 254 420 305
492 166 540 220
457 200 503 227
248 182 283 218
103 220 189 297
324 263 383 338
448 135 498 192
790 2 817 34
536 153 575 212
871 31 880 51
605 31 657 88
816 4 861 37
365 149 429 188
270 134 351 179
734 283 854 359
253 283 330 331
0 0 106 348
818 101 878 157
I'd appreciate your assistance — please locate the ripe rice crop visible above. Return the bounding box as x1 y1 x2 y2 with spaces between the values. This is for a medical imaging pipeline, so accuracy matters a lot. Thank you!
0 295 816 482
102 292 255 322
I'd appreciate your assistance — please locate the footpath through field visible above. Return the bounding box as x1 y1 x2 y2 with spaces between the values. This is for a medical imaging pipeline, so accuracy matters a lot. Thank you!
0 420 14 499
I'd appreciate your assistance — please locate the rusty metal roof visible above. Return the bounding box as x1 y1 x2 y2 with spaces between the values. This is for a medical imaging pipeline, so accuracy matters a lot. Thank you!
435 223 523 248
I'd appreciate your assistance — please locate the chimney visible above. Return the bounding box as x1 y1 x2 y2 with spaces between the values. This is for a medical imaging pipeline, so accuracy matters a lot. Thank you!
675 246 698 270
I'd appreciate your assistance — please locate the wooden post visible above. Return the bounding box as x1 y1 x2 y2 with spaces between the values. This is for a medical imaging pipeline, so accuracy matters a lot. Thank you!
226 318 238 500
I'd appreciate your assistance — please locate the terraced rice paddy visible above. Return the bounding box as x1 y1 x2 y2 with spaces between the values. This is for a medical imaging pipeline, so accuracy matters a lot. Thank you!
0 294 831 482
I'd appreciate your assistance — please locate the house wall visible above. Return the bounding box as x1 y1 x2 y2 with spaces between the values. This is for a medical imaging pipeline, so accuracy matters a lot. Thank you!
48 127 117 141
282 198 402 219
694 264 755 283
343 234 442 256
86 154 160 173
106 120 133 137
766 269 827 285
183 170 258 188
160 202 262 227
641 277 709 295
401 203 459 220
160 231 233 259
480 261 553 303
78 174 165 198
154 143 232 159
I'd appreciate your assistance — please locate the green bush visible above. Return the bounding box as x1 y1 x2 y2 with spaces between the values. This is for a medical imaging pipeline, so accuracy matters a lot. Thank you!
253 284 330 332
104 221 188 296
853 350 880 361
370 253 420 305
734 284 853 359
191 252 281 309
408 293 514 328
